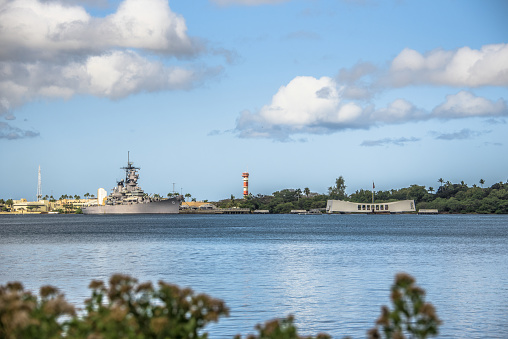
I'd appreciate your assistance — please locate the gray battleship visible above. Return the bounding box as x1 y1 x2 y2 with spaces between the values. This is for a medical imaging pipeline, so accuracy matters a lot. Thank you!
82 158 181 214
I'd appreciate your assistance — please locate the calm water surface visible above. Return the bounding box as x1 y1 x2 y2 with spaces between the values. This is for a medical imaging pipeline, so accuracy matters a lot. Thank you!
1 214 507 338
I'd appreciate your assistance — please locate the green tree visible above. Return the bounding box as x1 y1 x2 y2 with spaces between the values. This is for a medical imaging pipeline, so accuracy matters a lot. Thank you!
438 178 444 187
304 187 310 197
479 178 485 188
406 185 428 204
295 188 302 201
273 202 295 214
328 176 347 200
185 193 191 201
428 187 434 194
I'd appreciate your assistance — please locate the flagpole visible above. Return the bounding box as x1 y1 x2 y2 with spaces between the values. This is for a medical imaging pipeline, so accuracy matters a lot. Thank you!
372 181 375 204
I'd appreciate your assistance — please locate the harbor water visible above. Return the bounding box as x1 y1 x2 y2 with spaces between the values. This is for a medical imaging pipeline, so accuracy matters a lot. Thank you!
1 214 507 338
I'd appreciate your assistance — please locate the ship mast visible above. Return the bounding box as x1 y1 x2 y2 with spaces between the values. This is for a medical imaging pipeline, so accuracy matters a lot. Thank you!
121 151 140 192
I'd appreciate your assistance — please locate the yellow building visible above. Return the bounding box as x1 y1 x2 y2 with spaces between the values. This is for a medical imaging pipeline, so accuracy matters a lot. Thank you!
11 199 51 213
180 201 217 210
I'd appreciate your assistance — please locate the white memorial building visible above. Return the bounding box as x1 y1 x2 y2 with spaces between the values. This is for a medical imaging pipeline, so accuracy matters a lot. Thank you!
326 200 416 214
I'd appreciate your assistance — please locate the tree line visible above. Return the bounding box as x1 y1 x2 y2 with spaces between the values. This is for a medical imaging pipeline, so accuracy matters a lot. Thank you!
215 176 508 214
2 177 507 214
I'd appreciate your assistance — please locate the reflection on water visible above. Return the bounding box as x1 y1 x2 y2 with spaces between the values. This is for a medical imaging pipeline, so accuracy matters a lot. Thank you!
1 214 508 338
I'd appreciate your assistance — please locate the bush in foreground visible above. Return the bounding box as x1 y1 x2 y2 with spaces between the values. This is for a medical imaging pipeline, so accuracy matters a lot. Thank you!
0 273 440 339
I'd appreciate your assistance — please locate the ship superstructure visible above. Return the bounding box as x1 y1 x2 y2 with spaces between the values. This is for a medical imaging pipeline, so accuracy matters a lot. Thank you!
82 156 181 214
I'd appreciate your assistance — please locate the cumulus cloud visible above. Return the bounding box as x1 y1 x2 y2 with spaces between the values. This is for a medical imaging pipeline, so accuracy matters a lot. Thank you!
0 0 221 128
360 137 420 147
0 50 221 117
386 44 508 87
236 76 368 141
236 44 508 141
0 122 40 140
0 0 200 62
235 76 427 140
432 91 507 119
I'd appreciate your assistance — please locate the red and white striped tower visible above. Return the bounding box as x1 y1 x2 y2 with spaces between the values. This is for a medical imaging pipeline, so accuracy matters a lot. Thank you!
242 172 249 198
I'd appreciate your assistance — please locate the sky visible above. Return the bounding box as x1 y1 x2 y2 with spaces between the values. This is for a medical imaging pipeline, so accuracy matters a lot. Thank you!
1 0 507 201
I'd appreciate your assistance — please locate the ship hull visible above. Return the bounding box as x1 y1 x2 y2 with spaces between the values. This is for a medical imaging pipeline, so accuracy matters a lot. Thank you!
82 198 180 214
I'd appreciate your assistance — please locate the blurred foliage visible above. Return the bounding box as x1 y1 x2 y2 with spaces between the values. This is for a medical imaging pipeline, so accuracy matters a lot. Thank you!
1 273 440 339
0 281 75 339
368 273 441 339
234 315 331 339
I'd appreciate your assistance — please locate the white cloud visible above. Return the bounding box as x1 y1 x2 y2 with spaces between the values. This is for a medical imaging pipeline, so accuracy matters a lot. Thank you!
432 91 507 119
373 99 425 123
0 0 220 122
235 44 508 141
0 51 218 115
236 76 363 140
235 77 508 141
85 51 200 98
236 76 379 140
387 44 508 87
0 0 200 62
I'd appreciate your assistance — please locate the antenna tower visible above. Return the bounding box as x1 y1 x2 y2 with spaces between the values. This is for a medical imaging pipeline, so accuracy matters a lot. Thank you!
37 165 42 201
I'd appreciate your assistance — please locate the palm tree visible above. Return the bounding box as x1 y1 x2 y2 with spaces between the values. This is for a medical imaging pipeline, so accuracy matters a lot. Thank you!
479 179 485 188
304 187 310 197
295 188 302 201
438 178 444 187
185 193 191 201
428 187 434 194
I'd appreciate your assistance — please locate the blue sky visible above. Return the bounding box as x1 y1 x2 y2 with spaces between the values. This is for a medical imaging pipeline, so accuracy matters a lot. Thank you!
1 0 507 201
